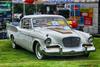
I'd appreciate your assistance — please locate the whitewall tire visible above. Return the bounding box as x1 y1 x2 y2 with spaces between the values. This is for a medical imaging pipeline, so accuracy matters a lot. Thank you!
35 42 45 60
11 35 18 49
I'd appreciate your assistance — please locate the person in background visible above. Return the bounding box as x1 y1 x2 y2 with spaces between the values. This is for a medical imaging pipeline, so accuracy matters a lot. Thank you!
20 13 23 20
48 9 54 14
53 11 58 15
78 26 84 31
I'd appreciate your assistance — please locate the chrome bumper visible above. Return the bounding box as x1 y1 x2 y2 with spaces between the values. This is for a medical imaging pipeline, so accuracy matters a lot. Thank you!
41 46 96 56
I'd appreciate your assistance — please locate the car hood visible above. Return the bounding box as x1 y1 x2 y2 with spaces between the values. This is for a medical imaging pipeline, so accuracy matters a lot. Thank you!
34 27 83 38
34 27 90 44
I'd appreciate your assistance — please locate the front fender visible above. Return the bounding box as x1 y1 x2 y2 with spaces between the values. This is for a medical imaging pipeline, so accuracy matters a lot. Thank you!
31 38 46 52
74 30 91 44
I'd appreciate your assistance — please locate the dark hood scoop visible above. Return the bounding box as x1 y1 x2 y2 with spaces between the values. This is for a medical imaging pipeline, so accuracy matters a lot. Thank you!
48 28 72 34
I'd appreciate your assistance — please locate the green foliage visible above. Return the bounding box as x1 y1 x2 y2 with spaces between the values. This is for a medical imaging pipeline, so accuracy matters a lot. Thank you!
14 4 23 13
14 4 44 15
0 38 100 67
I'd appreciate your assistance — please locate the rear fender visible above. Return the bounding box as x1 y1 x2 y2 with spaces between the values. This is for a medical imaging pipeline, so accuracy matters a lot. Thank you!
7 24 18 32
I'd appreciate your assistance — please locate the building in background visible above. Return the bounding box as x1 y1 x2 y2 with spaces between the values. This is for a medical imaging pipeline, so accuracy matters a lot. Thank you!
0 1 12 29
44 0 99 34
0 1 11 39
0 0 99 39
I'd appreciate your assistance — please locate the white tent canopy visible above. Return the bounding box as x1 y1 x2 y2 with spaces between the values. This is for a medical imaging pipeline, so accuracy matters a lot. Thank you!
12 0 48 4
12 0 99 4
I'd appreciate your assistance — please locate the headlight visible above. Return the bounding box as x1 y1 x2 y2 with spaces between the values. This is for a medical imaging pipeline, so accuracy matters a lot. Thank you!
44 38 51 45
88 36 93 43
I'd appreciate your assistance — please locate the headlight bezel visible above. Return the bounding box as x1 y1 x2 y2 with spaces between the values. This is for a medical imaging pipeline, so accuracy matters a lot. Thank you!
44 38 52 45
88 36 93 43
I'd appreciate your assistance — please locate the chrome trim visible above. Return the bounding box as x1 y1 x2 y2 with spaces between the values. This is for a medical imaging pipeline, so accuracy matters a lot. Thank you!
41 46 96 56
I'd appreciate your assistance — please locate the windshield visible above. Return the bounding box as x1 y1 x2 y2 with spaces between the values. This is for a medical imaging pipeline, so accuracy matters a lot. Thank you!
32 17 71 30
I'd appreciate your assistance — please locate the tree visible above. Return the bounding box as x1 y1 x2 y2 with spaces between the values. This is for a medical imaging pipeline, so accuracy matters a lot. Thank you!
14 4 23 13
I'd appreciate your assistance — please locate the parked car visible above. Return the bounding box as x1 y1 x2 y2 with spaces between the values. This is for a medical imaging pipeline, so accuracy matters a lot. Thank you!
7 15 95 59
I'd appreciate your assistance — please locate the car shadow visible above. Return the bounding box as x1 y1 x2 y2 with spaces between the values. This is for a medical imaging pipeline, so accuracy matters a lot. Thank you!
14 46 90 61
44 56 89 61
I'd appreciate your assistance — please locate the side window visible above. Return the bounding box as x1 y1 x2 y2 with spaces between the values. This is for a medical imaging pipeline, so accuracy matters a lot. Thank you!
21 18 32 29
32 18 46 27
32 19 38 27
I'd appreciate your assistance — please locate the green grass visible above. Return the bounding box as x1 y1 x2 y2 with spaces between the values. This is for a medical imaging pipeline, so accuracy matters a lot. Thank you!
0 38 100 67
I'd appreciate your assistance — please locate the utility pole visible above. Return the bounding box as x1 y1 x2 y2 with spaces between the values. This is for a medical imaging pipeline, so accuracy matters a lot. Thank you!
11 2 14 22
23 2 26 15
98 0 100 33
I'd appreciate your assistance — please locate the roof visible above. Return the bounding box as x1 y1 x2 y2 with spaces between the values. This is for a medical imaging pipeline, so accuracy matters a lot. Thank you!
23 14 64 18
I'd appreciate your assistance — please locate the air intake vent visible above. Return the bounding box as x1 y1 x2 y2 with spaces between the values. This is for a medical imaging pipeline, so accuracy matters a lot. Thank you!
62 37 80 47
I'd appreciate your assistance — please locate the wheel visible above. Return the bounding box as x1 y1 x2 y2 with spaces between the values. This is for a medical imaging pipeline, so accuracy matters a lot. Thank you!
84 52 90 57
11 35 18 49
35 42 45 60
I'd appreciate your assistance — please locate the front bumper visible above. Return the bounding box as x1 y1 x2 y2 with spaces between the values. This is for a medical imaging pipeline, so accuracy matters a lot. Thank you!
41 46 96 56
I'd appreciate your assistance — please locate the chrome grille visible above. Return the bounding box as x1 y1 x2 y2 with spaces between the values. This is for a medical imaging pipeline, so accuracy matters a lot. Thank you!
62 37 80 47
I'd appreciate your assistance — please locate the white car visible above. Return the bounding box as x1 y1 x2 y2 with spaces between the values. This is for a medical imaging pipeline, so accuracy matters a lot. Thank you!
7 15 95 59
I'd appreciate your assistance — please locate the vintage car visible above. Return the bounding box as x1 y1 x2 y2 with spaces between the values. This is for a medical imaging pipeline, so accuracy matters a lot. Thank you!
7 15 95 59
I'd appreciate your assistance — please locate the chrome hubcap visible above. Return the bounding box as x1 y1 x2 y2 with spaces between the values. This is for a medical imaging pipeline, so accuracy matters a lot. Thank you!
36 43 43 59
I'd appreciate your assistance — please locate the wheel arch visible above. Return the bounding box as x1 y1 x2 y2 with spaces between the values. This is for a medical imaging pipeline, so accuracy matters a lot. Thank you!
10 34 14 40
32 38 46 53
32 40 39 52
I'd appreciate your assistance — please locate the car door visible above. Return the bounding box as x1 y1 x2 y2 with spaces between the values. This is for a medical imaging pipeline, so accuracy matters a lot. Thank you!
18 18 33 50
